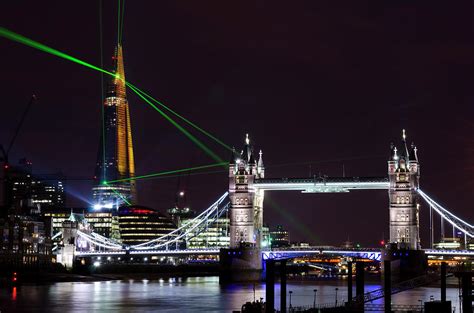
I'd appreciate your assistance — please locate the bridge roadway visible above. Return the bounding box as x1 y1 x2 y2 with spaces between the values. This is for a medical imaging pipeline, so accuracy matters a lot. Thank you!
74 247 474 260
254 177 389 192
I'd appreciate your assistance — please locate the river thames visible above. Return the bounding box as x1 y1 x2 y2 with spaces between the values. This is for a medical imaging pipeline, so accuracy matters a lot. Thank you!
0 276 462 312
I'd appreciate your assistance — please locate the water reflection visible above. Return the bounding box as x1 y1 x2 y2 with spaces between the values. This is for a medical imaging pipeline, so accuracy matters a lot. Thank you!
0 276 463 312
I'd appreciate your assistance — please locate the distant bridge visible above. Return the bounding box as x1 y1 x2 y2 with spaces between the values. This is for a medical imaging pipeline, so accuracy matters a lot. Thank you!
74 247 474 262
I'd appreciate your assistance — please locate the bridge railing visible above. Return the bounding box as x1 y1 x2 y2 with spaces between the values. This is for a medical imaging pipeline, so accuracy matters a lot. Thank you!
76 230 123 250
352 272 440 304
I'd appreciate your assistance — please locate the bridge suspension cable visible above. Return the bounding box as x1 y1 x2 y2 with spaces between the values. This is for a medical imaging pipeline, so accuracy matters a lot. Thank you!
90 231 123 248
417 189 474 238
130 192 229 250
51 231 62 240
77 230 123 250
58 193 229 253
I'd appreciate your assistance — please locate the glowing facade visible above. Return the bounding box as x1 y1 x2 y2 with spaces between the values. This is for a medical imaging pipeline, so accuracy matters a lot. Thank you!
228 135 265 248
388 130 421 250
93 44 136 208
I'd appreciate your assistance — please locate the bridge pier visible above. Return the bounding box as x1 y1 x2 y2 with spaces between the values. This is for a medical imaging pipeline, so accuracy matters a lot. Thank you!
355 262 364 300
280 260 287 313
383 260 391 313
347 261 353 304
219 246 262 282
265 259 275 313
382 244 427 282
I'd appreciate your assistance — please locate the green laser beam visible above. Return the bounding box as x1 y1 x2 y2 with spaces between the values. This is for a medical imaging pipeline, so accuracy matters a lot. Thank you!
107 184 132 205
128 84 224 163
127 84 232 151
0 27 114 77
99 0 107 184
265 196 319 244
0 27 227 162
106 161 227 184
120 0 126 44
131 168 226 182
117 0 121 44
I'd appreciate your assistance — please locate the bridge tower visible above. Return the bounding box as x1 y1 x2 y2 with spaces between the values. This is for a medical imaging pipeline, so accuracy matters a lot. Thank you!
220 134 264 282
57 215 80 269
388 130 421 250
228 134 264 248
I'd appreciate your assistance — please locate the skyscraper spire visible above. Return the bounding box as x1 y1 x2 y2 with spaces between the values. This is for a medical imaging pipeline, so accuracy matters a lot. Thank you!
107 44 127 99
93 43 136 209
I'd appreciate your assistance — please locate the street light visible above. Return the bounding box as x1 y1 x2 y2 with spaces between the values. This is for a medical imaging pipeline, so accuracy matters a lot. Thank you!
335 287 339 306
313 289 318 309
289 290 293 310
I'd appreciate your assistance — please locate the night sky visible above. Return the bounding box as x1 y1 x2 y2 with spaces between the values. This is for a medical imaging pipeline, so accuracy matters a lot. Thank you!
1 1 474 247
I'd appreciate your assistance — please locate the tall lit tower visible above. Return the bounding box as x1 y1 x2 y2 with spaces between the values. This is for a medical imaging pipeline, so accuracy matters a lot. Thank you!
92 44 136 209
387 130 420 250
228 134 265 248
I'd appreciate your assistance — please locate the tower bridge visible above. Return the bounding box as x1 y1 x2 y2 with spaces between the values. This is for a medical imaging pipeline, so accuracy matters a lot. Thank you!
56 132 473 275
227 131 425 252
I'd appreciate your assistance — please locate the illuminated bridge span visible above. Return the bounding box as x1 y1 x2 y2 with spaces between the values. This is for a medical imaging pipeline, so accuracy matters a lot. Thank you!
254 177 389 192
75 248 384 260
68 185 473 259
69 185 473 258
73 247 474 260
57 132 474 268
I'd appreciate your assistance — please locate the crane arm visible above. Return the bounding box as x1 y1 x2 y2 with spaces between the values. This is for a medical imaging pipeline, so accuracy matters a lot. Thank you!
5 94 36 157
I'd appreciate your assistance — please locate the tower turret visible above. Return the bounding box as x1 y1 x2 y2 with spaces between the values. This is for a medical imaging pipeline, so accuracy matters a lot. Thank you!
257 150 265 178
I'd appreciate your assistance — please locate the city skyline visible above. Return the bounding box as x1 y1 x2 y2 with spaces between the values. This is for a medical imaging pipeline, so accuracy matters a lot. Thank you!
1 2 474 246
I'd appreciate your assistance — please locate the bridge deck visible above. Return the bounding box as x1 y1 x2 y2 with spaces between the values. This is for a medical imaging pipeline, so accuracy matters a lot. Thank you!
74 247 474 258
254 177 389 192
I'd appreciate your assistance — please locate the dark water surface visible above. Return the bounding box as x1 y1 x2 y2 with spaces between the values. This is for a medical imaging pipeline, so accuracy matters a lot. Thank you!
0 276 462 312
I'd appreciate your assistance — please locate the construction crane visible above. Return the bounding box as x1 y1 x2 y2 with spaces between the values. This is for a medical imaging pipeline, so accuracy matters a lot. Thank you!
0 95 36 215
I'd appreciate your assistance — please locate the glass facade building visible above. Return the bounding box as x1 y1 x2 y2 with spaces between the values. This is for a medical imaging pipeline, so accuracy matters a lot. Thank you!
118 206 177 245
184 217 230 249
